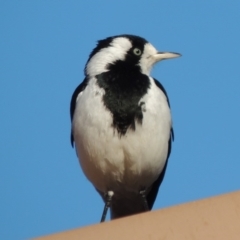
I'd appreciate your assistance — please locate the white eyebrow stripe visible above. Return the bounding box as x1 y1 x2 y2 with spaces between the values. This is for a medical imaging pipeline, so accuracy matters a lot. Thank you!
86 37 132 77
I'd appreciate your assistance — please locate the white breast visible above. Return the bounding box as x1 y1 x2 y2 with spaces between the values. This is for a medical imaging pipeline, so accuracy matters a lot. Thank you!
72 77 172 194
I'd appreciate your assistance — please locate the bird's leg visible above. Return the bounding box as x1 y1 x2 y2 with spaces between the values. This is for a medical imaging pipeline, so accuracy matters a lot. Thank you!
100 190 114 222
139 189 149 211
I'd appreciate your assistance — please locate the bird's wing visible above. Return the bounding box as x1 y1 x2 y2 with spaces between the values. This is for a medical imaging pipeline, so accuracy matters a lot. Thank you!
70 78 88 147
146 78 174 209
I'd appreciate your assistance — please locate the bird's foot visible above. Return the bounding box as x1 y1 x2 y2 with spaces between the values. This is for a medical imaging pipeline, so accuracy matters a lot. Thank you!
100 190 114 222
139 189 149 211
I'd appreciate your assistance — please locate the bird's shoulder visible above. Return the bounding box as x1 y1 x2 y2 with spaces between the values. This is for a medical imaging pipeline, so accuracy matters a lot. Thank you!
153 78 171 107
70 77 88 121
70 77 89 146
153 78 174 140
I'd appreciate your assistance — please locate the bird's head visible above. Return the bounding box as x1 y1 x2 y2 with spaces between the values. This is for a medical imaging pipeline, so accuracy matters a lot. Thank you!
85 34 181 77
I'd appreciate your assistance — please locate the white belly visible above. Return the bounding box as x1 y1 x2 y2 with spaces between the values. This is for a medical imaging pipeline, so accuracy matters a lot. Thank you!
72 77 172 194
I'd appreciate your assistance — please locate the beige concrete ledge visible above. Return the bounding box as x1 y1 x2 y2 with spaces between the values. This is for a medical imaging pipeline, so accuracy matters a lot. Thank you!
35 191 240 240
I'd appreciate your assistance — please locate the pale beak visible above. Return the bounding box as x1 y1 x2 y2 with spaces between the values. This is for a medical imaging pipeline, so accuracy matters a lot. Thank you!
153 52 181 62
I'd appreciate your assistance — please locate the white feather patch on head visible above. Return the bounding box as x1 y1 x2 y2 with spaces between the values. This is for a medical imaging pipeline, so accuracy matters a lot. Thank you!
86 37 132 77
138 43 158 76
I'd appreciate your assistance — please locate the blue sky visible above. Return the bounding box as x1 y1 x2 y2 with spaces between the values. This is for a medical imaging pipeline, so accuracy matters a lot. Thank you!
1 1 240 239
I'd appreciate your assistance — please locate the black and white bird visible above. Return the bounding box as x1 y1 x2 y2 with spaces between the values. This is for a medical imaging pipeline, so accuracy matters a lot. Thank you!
70 34 180 221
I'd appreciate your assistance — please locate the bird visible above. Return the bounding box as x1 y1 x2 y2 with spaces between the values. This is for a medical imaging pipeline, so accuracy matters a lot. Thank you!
70 34 181 221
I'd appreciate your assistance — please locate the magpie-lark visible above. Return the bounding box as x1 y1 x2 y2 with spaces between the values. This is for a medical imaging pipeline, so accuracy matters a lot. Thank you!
70 35 181 221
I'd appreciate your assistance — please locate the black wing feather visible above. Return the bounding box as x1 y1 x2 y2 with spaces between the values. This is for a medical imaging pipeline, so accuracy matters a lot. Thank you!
70 78 88 146
146 78 174 209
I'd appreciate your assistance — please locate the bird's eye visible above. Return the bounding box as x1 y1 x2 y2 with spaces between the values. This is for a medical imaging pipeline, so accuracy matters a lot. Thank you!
133 48 142 56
